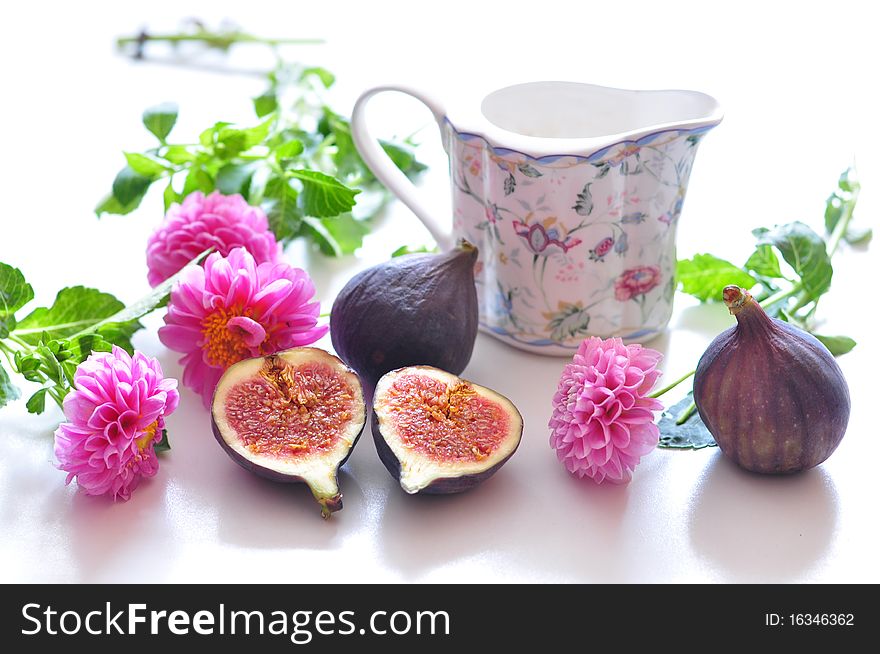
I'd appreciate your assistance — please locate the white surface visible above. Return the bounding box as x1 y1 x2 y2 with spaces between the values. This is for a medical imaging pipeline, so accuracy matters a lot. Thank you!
1 0 878 583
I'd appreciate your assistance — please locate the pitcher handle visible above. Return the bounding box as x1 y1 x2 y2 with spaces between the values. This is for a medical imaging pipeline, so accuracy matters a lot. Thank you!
351 85 454 251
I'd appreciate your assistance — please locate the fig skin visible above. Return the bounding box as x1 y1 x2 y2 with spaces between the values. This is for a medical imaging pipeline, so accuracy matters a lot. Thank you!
693 286 850 474
210 347 366 518
330 241 479 394
371 412 519 494
371 366 523 495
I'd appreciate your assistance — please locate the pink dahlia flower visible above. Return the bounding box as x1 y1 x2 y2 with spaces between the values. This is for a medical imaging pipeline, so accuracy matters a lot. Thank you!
549 337 663 484
146 191 281 287
54 346 180 501
159 247 327 406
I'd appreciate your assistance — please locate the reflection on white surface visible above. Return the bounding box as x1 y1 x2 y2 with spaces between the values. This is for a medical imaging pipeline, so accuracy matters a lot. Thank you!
688 454 838 582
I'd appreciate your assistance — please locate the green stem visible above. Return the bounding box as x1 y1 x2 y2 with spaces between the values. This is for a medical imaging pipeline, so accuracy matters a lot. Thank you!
47 387 65 409
758 284 801 309
826 184 858 258
675 401 698 425
6 334 31 349
753 180 856 312
649 368 695 398
0 343 17 369
116 32 324 50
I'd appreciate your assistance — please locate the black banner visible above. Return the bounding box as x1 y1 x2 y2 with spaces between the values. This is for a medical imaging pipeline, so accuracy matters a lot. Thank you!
1 584 872 649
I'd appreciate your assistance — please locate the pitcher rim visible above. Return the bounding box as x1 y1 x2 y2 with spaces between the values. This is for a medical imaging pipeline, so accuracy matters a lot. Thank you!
444 81 723 161
446 119 720 164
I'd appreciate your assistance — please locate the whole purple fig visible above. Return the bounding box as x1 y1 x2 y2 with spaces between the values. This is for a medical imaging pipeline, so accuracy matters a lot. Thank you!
693 285 850 474
330 241 479 393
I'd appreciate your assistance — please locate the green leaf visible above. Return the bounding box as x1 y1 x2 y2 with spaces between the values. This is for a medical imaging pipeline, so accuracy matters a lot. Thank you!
199 125 217 148
95 189 150 216
216 117 272 158
92 321 141 355
301 215 369 256
676 254 757 302
300 66 335 88
825 167 861 238
0 364 20 409
0 262 34 337
381 141 427 177
812 333 856 356
142 102 179 142
824 193 846 234
392 244 436 257
755 221 833 300
275 139 304 164
215 129 247 158
64 333 113 363
319 214 370 255
657 394 717 450
215 163 255 196
287 169 360 218
263 176 302 240
300 217 341 256
14 287 125 345
253 91 278 118
36 345 63 385
838 166 860 194
242 116 274 148
81 248 213 342
328 118 365 179
163 180 179 211
124 152 170 177
25 388 48 414
154 429 171 453
323 111 425 182
112 165 153 206
162 145 197 165
743 245 782 279
183 166 214 195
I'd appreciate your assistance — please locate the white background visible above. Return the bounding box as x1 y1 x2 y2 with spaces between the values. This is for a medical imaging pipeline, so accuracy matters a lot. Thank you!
0 0 877 582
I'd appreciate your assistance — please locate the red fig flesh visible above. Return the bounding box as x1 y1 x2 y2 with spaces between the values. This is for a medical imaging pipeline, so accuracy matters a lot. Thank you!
372 366 522 494
211 347 366 517
693 286 850 474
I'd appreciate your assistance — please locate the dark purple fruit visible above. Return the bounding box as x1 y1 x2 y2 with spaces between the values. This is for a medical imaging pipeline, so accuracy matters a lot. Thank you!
211 347 366 518
330 241 479 393
693 285 850 474
372 366 522 494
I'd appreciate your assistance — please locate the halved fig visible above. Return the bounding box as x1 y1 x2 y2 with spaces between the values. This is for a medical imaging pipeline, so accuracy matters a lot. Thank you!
372 366 523 494
211 347 366 518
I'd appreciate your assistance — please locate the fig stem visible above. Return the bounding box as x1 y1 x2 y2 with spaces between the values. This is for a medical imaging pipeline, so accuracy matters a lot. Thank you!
317 493 343 519
649 368 696 399
675 400 698 425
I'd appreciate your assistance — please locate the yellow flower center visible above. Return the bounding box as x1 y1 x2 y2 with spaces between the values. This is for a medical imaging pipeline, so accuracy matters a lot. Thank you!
201 306 259 369
137 420 159 451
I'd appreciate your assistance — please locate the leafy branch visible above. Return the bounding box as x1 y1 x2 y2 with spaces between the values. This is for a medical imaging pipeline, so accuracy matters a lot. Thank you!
659 166 868 449
0 252 209 414
676 166 867 356
116 23 323 57
99 31 427 257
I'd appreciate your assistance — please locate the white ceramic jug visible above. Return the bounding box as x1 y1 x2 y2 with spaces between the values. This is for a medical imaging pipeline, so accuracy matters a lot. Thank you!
352 81 722 353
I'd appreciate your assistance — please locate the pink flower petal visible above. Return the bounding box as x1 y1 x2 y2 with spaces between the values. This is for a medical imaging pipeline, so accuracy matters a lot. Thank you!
548 336 664 485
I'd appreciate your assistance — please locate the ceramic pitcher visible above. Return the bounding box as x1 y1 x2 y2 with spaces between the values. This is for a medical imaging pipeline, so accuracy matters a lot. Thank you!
351 81 722 354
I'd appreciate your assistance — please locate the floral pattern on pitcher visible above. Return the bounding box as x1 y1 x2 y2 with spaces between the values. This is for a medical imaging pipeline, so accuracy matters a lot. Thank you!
448 124 709 351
